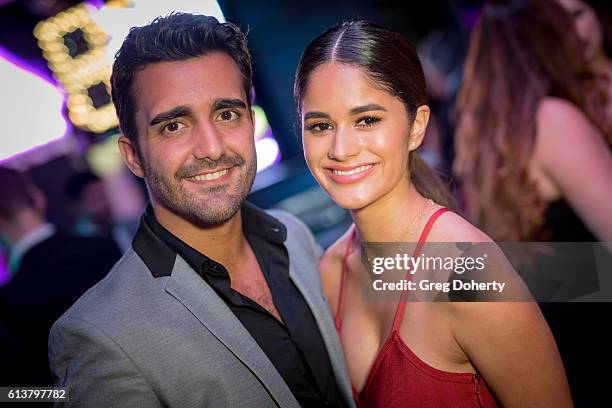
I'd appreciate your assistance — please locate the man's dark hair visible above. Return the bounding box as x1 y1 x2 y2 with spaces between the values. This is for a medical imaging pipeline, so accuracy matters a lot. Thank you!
111 13 253 155
65 171 101 200
0 167 36 220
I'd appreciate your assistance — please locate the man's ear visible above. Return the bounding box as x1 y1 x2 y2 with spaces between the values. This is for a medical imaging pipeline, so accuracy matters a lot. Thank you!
408 105 431 151
251 107 257 130
31 187 46 215
118 135 145 178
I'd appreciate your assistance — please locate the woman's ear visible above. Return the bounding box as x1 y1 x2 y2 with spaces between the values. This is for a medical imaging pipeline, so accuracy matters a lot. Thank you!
118 135 145 178
409 105 430 151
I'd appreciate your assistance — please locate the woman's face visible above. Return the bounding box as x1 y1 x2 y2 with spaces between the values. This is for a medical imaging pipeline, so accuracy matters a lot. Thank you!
557 0 603 61
300 62 427 210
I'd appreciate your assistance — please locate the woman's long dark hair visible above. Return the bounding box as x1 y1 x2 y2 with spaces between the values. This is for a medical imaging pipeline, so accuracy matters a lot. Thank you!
294 20 452 208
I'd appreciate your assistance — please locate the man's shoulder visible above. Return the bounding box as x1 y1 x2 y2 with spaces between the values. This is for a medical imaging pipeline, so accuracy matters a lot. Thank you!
32 230 117 251
24 230 120 264
52 248 164 333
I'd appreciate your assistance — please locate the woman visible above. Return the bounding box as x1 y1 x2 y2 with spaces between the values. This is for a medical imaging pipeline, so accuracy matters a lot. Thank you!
556 0 612 120
455 0 612 242
295 20 571 407
454 1 612 405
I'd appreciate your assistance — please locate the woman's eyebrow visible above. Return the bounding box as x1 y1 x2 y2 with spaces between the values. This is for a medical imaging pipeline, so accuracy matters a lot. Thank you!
304 103 388 120
349 103 387 115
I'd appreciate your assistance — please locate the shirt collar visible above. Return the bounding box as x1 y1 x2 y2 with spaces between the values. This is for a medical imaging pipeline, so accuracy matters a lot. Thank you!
241 201 287 244
132 201 287 278
8 222 56 273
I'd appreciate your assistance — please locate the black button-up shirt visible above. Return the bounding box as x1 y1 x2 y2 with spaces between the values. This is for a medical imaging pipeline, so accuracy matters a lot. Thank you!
139 202 345 407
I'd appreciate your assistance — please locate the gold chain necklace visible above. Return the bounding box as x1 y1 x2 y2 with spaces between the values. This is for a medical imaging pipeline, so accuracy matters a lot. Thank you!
358 198 436 278
402 198 435 240
356 198 435 245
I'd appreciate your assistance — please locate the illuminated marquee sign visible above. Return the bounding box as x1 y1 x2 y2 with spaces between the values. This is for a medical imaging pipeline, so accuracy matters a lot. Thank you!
34 3 117 133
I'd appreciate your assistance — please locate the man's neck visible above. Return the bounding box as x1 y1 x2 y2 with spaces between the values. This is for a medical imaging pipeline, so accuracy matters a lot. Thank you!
152 204 246 267
7 215 55 274
4 210 47 246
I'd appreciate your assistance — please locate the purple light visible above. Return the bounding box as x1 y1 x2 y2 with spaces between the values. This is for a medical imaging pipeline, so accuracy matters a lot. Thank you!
86 0 105 9
0 44 55 85
0 250 9 287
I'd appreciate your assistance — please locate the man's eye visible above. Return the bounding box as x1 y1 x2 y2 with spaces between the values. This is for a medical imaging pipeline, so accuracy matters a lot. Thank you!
162 122 185 133
217 110 240 121
356 116 382 128
306 122 333 132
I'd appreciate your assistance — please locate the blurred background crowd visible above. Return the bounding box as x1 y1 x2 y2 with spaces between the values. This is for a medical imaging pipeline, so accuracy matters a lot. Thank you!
0 0 610 406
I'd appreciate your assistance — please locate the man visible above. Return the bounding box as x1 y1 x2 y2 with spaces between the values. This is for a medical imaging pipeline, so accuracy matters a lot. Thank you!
0 167 120 386
49 13 353 408
65 171 139 251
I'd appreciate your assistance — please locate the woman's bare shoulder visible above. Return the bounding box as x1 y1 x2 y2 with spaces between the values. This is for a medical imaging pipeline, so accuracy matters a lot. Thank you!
537 96 601 146
426 208 493 243
538 96 586 123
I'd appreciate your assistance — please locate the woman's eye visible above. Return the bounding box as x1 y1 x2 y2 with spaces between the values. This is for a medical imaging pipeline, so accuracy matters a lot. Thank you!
306 122 333 132
162 121 185 133
356 116 382 128
217 110 240 121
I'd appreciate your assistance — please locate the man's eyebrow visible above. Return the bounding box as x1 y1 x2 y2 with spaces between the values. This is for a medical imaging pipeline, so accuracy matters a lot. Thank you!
349 103 388 115
149 106 193 127
212 98 247 111
304 111 330 121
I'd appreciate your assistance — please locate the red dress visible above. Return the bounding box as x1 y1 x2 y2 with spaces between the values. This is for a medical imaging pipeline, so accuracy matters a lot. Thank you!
336 208 499 407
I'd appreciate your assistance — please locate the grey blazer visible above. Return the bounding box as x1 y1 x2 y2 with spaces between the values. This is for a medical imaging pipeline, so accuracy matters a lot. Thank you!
48 207 354 408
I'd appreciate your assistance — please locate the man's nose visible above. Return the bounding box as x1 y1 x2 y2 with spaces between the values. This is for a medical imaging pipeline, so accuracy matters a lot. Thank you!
191 123 225 161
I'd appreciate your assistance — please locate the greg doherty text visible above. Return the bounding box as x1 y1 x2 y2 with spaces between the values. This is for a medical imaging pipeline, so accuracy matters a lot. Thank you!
372 279 506 294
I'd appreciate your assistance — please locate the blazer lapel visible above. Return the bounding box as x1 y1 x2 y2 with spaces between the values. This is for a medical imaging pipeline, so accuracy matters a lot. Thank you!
165 256 300 408
286 251 356 407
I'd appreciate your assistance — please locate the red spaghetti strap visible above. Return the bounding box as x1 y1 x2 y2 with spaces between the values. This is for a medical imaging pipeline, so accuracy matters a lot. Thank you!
391 208 449 333
336 225 356 331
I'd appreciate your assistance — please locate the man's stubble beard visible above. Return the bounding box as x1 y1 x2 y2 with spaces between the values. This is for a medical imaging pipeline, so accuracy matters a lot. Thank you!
143 153 257 227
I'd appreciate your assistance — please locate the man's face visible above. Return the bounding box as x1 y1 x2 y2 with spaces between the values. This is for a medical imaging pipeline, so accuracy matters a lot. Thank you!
79 180 113 225
121 52 256 226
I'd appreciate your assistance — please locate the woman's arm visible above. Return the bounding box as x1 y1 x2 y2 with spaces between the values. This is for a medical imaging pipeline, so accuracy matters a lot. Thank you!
535 97 612 241
429 212 571 406
452 301 572 407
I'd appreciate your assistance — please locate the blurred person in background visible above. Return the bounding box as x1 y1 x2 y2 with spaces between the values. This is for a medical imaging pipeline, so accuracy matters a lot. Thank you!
0 166 121 386
296 20 570 407
65 171 138 252
455 0 612 243
454 0 612 405
557 0 612 119
417 28 467 177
